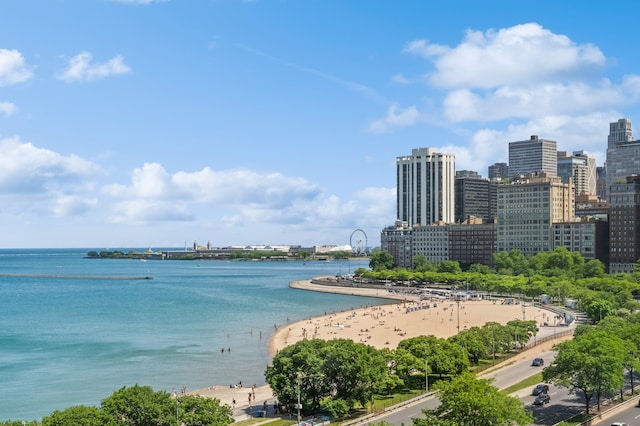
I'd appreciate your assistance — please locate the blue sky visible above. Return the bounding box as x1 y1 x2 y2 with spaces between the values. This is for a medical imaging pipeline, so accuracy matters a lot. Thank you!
1 0 639 249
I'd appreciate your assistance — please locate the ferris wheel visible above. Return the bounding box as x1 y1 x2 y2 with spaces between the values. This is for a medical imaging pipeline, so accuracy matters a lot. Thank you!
349 229 368 255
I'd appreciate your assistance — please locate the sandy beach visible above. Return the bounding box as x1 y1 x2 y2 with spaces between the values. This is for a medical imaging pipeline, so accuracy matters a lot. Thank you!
269 280 549 354
189 278 561 417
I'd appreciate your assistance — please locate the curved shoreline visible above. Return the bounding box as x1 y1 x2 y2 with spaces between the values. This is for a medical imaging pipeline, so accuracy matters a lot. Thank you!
191 277 570 417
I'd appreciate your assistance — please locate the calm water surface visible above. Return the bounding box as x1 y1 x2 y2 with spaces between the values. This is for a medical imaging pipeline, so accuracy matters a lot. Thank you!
0 249 383 420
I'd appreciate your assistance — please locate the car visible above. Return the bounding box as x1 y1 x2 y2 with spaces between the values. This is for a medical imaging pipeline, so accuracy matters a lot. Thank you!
531 384 549 395
533 393 550 405
610 423 629 426
531 357 544 366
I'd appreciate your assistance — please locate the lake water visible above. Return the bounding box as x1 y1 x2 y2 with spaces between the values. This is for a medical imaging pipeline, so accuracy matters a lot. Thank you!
0 249 381 421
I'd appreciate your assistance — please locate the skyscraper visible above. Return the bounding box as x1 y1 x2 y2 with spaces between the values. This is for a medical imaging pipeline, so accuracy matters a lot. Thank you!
557 150 597 197
606 118 640 200
508 135 557 178
488 162 509 180
396 148 455 226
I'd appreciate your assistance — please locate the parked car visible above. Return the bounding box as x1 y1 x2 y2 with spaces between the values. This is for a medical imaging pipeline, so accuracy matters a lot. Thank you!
532 384 549 395
610 423 629 426
533 393 550 405
531 357 544 366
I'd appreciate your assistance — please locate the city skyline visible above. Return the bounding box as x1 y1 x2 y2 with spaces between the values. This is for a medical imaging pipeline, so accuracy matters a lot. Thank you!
1 1 640 248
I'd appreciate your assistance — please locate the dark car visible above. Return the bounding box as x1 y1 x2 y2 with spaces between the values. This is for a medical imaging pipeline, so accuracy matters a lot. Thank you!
533 393 550 405
532 357 544 366
532 384 549 396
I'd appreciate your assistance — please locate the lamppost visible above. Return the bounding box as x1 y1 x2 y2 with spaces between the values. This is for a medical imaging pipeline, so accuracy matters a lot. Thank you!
456 300 461 334
425 342 429 391
295 372 303 425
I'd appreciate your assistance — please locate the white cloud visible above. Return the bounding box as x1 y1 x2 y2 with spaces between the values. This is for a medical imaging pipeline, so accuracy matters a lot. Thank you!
102 162 395 235
0 137 101 193
0 102 16 116
57 52 131 82
0 138 102 218
52 194 98 217
0 49 33 86
415 23 606 90
368 103 422 133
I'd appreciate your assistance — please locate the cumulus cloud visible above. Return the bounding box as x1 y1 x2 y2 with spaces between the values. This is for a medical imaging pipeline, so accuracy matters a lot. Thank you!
369 21 640 160
102 162 395 234
0 137 102 217
52 194 98 217
368 103 422 133
0 137 101 193
57 52 131 82
0 49 33 86
414 23 606 90
0 102 16 116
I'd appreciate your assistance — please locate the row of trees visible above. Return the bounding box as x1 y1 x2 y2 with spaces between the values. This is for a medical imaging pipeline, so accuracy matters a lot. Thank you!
265 319 537 420
543 313 640 413
1 385 232 426
363 248 640 324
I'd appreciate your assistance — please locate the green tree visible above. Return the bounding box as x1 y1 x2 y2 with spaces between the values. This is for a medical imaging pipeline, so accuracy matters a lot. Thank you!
369 251 394 271
175 395 233 425
448 327 489 365
413 373 533 425
543 330 630 412
42 405 114 426
413 254 428 272
265 339 329 414
101 385 175 426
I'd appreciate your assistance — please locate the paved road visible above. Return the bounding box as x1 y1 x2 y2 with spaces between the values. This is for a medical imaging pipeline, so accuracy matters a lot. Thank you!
348 320 578 425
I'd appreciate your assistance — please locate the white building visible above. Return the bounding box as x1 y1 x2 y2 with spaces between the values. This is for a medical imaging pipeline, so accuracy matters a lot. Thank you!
396 148 455 226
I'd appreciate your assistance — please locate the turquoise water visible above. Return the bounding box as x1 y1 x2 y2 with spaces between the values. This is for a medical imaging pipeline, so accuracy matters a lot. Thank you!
0 249 380 421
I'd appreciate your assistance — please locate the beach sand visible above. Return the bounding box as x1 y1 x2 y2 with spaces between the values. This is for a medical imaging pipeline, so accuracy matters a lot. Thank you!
269 280 549 354
189 279 561 417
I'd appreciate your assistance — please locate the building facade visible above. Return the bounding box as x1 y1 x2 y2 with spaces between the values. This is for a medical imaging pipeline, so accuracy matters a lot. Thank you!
509 135 558 178
397 148 455 226
412 223 449 263
380 221 413 269
448 222 497 267
609 176 640 273
488 162 509 180
454 176 492 223
606 118 640 200
557 150 597 197
552 220 609 264
497 173 574 256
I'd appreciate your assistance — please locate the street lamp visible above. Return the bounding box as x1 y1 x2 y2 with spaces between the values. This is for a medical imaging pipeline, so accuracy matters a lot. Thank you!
456 300 460 334
295 372 303 425
425 342 429 391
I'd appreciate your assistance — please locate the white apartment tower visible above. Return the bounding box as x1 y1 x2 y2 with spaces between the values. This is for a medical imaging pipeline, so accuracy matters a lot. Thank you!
396 148 455 226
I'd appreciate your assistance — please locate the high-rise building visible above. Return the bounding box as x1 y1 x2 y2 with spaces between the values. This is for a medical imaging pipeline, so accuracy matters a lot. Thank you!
606 118 640 200
609 175 640 273
396 148 455 226
557 150 597 197
596 165 607 201
508 135 557 178
497 173 574 256
455 175 492 223
488 162 509 180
